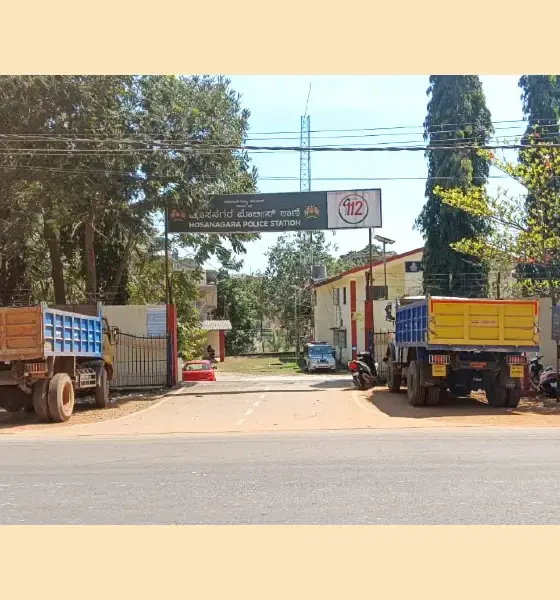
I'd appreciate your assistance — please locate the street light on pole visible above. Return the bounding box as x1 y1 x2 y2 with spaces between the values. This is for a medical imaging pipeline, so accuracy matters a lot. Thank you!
374 234 395 300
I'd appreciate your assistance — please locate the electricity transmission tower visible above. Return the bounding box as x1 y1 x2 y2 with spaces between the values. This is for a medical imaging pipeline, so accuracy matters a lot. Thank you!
300 115 311 192
299 114 315 340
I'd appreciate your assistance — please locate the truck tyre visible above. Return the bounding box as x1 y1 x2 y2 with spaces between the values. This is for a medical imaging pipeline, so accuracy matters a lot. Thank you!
387 361 401 393
425 386 441 406
506 387 522 408
407 360 426 406
95 367 110 408
47 373 75 422
485 381 508 408
32 380 51 422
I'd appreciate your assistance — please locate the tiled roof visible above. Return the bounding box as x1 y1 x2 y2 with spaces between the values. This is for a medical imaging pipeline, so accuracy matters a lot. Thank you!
200 320 232 331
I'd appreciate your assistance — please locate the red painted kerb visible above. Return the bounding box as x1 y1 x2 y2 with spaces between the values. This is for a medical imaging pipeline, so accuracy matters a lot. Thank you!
350 280 357 361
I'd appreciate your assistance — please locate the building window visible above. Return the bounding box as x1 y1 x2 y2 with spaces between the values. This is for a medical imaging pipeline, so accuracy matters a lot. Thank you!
367 285 389 300
333 328 347 349
333 288 340 306
342 287 347 305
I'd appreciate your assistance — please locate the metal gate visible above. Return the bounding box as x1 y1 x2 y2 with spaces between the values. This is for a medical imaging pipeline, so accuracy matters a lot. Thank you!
110 331 170 390
373 331 393 384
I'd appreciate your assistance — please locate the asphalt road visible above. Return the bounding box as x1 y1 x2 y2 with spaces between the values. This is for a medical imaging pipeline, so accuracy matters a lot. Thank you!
1 428 560 524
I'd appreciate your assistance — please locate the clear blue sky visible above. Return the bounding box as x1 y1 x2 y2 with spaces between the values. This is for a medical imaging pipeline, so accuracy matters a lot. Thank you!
214 76 526 274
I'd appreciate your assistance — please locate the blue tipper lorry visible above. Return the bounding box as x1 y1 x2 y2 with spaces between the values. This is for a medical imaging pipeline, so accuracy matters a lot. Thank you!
0 302 115 422
384 296 540 408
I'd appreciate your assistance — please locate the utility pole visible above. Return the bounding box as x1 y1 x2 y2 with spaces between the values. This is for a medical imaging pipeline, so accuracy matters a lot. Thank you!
163 201 172 387
367 229 374 355
294 287 300 358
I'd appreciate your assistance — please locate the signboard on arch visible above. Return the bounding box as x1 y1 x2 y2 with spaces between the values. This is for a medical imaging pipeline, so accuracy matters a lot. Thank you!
167 189 382 233
326 190 382 230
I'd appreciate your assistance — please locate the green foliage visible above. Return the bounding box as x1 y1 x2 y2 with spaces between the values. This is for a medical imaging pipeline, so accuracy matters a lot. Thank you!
517 75 560 283
215 270 263 355
519 76 560 136
0 75 257 307
178 325 208 361
415 76 493 297
264 232 336 345
435 137 560 302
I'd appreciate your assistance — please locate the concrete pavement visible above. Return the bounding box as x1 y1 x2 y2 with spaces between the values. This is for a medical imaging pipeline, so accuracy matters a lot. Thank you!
1 428 560 524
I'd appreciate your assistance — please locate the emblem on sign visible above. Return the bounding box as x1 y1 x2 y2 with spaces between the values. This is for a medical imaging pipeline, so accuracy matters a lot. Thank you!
338 193 369 225
304 205 320 219
170 208 185 221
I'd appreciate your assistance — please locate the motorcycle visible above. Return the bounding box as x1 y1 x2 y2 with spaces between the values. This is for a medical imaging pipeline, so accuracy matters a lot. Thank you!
348 351 379 390
529 355 558 398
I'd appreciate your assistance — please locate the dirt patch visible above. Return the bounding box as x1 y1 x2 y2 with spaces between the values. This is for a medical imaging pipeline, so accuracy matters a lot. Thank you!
368 388 560 427
0 390 166 433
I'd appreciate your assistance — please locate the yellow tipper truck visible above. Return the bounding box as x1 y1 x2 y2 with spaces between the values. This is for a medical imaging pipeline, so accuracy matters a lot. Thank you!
384 296 539 408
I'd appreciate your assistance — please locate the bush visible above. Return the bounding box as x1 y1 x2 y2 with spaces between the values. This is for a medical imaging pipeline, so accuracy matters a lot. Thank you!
178 322 208 361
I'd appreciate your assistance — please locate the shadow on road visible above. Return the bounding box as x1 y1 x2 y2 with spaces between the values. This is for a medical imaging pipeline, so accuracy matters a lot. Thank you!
368 388 559 419
310 379 353 390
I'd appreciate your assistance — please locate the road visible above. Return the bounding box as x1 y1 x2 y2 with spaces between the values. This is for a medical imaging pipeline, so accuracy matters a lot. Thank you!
1 428 560 524
4 371 556 437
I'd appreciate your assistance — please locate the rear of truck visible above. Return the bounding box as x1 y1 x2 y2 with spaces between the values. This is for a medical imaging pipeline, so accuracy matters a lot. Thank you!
386 297 539 408
0 303 113 422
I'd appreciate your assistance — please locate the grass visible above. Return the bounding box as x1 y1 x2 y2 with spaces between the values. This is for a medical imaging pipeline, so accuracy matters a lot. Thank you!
217 355 348 375
217 355 303 374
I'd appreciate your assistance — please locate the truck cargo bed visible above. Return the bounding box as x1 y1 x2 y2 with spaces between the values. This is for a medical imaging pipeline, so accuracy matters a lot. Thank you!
395 297 539 351
0 304 102 361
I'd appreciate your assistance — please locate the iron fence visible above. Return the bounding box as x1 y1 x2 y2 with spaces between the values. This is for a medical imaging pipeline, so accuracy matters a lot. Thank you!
110 331 170 390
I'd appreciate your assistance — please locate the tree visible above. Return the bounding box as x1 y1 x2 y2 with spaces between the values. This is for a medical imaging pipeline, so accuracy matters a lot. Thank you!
215 270 262 355
0 75 258 311
415 76 494 297
519 76 560 142
517 75 560 285
264 232 336 346
435 137 560 303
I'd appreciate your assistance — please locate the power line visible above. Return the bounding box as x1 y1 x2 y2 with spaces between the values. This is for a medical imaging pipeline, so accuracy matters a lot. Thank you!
0 122 538 143
246 118 557 136
1 120 558 143
3 162 560 182
0 131 545 151
0 141 558 157
2 123 558 145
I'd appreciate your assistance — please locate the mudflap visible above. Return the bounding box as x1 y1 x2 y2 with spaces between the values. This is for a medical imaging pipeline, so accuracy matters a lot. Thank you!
94 360 106 387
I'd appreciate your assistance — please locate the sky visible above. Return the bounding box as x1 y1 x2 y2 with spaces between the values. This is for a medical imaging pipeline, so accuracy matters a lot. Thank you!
206 76 527 274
